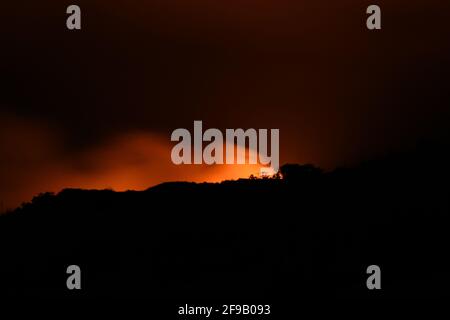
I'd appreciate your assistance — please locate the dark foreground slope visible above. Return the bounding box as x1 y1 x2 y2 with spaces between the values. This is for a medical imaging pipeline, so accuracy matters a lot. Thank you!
0 144 449 300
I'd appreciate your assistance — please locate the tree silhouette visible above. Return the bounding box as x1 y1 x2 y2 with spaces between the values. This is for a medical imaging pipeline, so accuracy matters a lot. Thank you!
279 164 323 182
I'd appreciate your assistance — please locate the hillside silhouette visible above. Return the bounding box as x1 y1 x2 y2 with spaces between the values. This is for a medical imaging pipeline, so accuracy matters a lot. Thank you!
0 142 449 300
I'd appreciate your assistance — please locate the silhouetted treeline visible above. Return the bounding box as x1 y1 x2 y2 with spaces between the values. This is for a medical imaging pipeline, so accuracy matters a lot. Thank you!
0 142 449 301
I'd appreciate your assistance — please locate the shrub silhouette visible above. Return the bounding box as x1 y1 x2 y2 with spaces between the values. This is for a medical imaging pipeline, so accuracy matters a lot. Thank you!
279 163 323 182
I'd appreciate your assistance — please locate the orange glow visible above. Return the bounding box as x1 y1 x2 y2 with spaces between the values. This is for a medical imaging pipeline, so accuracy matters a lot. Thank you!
0 115 268 210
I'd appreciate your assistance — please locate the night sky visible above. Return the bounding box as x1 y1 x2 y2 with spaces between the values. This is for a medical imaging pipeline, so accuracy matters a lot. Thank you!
1 0 450 209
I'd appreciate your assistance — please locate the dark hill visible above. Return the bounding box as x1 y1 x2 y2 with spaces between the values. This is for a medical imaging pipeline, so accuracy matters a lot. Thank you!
0 143 449 300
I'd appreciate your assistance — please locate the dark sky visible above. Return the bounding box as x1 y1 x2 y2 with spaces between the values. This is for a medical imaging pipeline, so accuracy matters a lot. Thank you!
1 0 450 209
